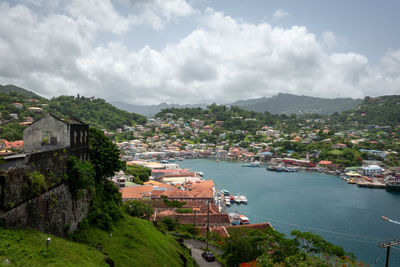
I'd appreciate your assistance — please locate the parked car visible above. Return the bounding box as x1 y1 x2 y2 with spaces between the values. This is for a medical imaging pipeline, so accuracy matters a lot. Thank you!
202 251 216 262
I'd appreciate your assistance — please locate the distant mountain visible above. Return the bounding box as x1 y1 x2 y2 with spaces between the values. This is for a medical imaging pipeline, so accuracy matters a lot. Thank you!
114 93 362 116
0 84 44 99
111 101 208 116
229 93 363 115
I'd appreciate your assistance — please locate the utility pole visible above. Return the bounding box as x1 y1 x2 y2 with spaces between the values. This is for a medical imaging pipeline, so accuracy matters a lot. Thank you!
206 200 210 251
379 240 400 267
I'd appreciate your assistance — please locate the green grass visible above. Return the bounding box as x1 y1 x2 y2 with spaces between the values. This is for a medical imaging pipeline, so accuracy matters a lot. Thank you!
0 228 106 266
72 214 195 267
0 215 195 267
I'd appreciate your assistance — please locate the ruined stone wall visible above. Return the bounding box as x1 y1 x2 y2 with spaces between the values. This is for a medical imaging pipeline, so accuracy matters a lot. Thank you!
1 184 91 236
0 148 70 210
0 148 92 236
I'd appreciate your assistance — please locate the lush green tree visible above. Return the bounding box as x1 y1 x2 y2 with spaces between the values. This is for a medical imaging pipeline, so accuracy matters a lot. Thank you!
66 156 95 199
125 164 151 182
124 200 154 220
89 127 124 181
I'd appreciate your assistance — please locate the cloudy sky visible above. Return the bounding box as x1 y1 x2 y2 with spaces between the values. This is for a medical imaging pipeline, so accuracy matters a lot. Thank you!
0 0 399 105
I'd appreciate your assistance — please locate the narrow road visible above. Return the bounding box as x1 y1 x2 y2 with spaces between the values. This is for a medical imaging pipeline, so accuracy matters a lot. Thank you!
183 239 222 267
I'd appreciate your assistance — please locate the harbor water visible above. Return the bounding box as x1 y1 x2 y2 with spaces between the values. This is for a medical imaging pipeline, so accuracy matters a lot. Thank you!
179 159 400 266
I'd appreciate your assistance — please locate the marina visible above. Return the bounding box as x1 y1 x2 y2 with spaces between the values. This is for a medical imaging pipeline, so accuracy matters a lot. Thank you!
179 159 400 266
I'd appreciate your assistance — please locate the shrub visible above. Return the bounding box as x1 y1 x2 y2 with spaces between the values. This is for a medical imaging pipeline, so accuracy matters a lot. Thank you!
27 171 48 197
162 217 177 231
66 156 95 199
124 200 154 220
175 208 192 214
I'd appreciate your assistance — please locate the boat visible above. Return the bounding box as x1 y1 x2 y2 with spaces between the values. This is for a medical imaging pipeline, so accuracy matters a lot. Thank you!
168 158 176 162
234 195 241 204
198 171 204 177
266 165 276 171
238 195 248 204
229 213 241 225
230 196 235 203
178 157 184 161
216 159 220 163
238 215 249 225
284 167 299 172
386 176 400 191
267 165 284 172
245 162 261 167
275 166 284 172
221 189 230 196
225 200 231 207
160 160 168 164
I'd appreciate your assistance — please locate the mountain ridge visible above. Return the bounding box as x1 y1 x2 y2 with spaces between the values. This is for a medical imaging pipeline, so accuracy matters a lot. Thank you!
113 93 363 116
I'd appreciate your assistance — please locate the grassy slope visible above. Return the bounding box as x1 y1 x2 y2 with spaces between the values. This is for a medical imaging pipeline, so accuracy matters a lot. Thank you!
0 215 195 267
0 228 106 266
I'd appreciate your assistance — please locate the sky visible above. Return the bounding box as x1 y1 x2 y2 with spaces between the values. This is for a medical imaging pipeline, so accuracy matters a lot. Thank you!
0 0 399 105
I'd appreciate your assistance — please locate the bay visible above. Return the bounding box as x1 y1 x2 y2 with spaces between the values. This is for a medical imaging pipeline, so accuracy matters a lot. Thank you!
179 159 400 266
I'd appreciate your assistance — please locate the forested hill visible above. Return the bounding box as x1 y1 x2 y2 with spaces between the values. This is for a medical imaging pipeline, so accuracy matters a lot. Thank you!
48 96 147 130
0 84 44 99
0 88 147 141
230 93 363 115
156 104 280 132
339 95 400 127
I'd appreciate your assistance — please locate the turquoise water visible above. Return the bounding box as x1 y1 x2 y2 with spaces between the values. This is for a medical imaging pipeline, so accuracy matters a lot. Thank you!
179 159 400 266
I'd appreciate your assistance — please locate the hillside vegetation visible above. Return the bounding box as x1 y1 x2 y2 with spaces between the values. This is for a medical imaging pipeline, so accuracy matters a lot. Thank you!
0 84 44 99
0 215 194 266
48 96 147 130
0 91 147 141
339 95 400 127
230 93 363 115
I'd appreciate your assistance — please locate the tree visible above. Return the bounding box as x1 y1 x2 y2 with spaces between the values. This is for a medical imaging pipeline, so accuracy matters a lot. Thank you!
125 164 151 182
124 200 154 220
89 127 124 181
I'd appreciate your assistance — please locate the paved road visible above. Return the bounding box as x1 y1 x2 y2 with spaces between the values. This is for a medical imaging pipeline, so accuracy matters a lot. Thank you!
183 239 222 267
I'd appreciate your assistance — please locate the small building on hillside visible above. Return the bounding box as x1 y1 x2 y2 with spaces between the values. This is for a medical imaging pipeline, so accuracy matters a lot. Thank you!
23 114 89 159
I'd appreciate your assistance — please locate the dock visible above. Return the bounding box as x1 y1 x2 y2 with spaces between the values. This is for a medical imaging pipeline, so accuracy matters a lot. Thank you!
356 181 386 189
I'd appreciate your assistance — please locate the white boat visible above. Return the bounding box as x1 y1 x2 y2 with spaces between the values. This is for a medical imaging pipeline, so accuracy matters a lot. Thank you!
234 195 241 204
225 200 231 207
238 195 248 204
229 213 241 225
246 162 260 167
239 215 249 224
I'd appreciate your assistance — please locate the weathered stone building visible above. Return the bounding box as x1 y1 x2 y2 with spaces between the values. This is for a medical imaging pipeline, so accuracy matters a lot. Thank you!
23 114 89 160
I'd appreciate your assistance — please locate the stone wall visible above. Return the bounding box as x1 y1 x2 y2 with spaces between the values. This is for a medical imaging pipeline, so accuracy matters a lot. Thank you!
0 148 70 210
0 147 92 237
1 184 91 236
23 114 71 153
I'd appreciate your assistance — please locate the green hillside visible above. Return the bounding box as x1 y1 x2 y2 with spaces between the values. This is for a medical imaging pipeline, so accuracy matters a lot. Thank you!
0 215 194 267
231 93 362 115
47 95 147 130
340 95 400 127
0 84 44 99
0 88 148 141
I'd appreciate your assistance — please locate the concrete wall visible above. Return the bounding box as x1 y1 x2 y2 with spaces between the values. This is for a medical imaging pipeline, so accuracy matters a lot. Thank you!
23 114 70 153
1 184 91 236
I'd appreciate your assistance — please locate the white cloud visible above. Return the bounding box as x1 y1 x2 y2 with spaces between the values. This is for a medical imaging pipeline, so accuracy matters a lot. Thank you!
321 30 346 48
272 9 290 20
0 3 399 105
120 0 195 30
67 0 132 34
